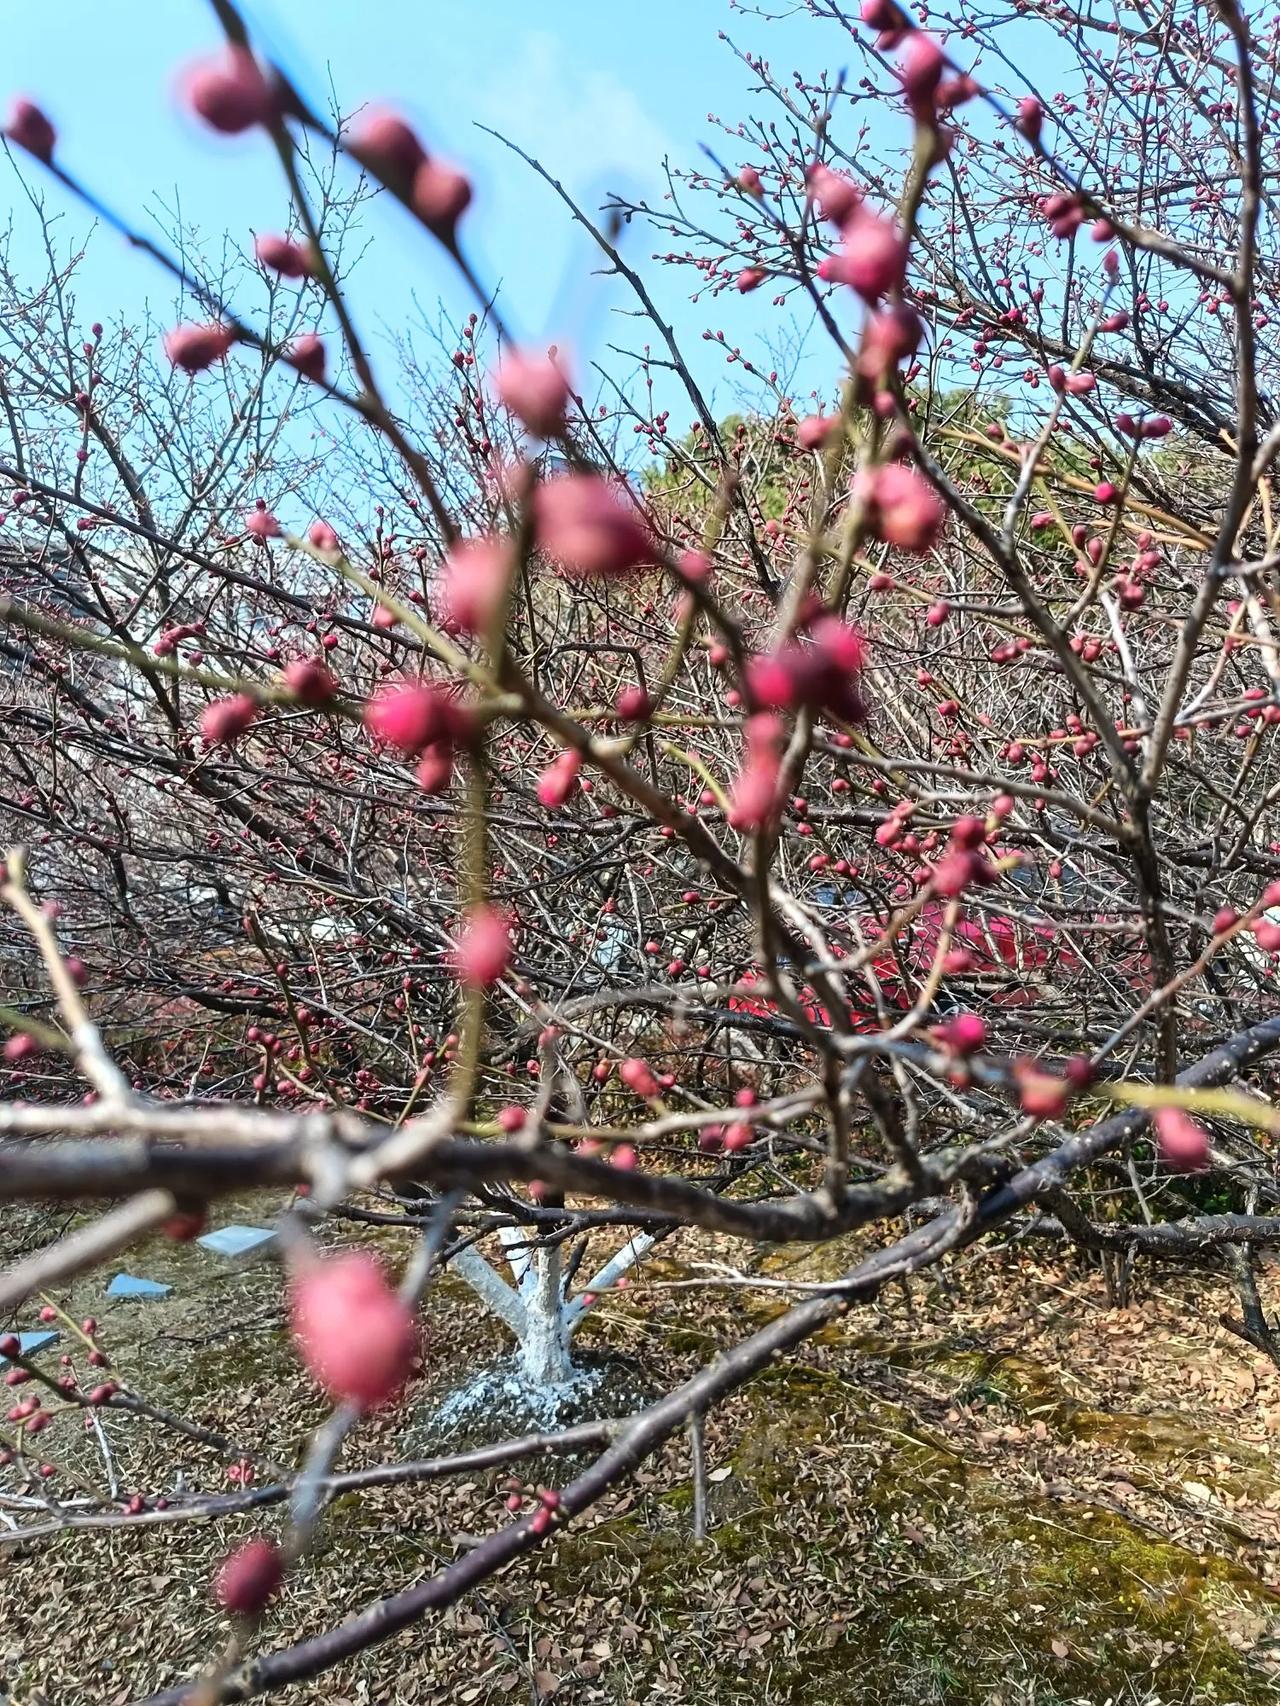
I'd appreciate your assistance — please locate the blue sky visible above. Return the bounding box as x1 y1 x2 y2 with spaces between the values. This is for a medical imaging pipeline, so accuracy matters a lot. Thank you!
1 0 837 433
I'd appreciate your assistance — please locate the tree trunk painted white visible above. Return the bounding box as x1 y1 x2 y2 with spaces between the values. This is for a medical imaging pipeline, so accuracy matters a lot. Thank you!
517 1244 574 1386
446 1227 660 1393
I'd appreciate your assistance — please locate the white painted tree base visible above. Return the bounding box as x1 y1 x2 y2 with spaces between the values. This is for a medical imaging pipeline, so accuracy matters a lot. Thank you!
431 1355 609 1433
440 1228 657 1419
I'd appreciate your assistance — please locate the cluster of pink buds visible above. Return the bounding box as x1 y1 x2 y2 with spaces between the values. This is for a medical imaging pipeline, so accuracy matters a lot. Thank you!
1040 193 1087 239
930 815 997 898
501 1479 562 1536
347 109 472 245
745 616 868 723
364 679 475 793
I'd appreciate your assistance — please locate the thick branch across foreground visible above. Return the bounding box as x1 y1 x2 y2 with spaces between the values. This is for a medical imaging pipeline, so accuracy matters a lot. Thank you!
135 1012 1280 1706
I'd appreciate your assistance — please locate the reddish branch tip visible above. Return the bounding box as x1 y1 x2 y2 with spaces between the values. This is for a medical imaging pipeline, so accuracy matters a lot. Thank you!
214 1538 283 1615
533 474 655 576
182 47 279 135
455 905 513 988
163 322 235 374
290 1251 417 1408
495 349 572 438
4 97 56 164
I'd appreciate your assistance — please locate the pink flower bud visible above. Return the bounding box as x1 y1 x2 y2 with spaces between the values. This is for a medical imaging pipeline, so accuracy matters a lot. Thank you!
898 32 945 116
496 349 571 438
364 681 454 755
1014 96 1043 142
1152 1106 1210 1172
244 504 281 540
620 1057 660 1098
860 304 924 377
440 535 512 634
163 322 235 373
856 461 944 553
415 742 453 794
797 414 836 450
214 1538 283 1615
254 233 312 277
290 1251 416 1407
411 158 472 242
937 1013 986 1054
746 651 802 710
4 97 55 164
615 685 652 721
833 206 907 302
200 695 258 747
1064 371 1097 396
1012 1060 1071 1120
308 520 340 552
860 0 907 36
536 750 581 808
532 474 653 576
182 48 278 135
810 615 867 675
283 658 337 706
455 905 512 987
348 109 425 192
728 713 786 830
805 163 861 225
287 333 326 383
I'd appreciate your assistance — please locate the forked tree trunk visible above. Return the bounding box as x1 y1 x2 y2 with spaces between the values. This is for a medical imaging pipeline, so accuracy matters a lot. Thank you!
447 1229 656 1396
